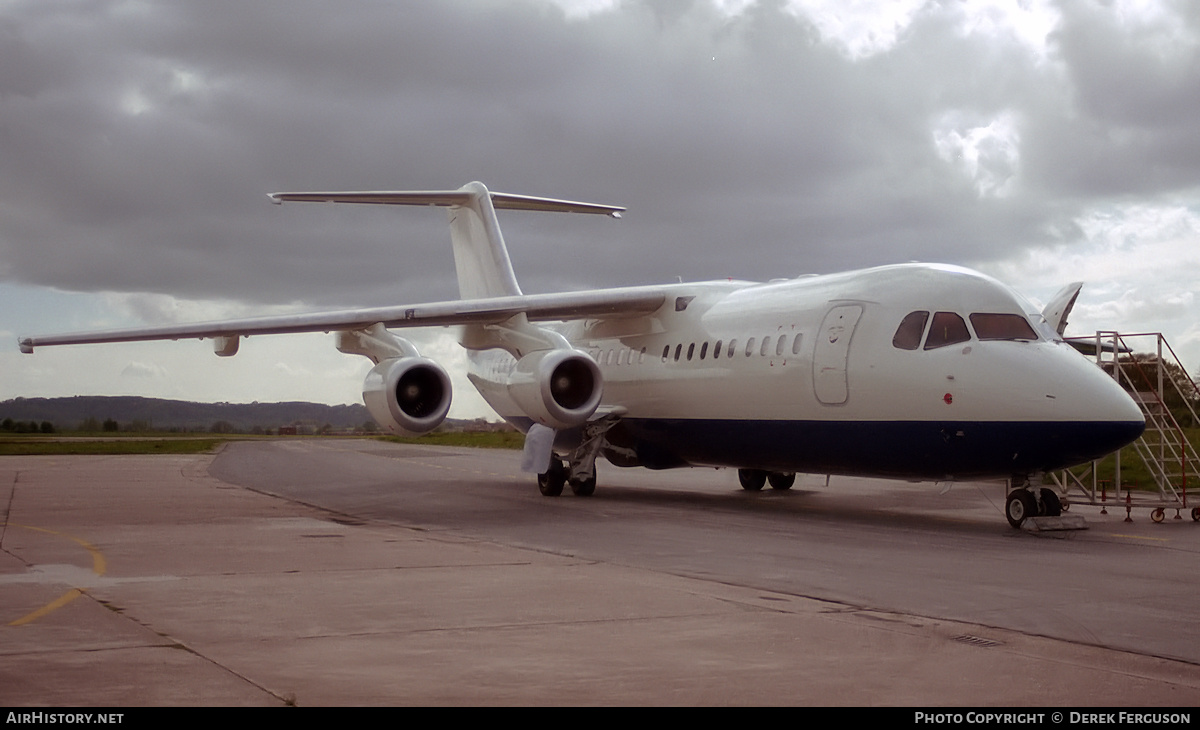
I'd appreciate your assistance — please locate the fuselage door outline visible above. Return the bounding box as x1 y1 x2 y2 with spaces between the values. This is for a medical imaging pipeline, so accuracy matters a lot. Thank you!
813 303 864 405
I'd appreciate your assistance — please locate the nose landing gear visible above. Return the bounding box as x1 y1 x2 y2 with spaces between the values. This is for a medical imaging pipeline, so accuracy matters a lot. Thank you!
1006 475 1064 528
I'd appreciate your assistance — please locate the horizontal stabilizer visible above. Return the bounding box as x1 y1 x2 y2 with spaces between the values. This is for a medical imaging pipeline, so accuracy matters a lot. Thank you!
269 185 624 218
1065 338 1133 356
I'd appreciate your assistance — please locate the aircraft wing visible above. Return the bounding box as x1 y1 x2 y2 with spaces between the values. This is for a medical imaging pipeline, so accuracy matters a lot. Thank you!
18 287 666 353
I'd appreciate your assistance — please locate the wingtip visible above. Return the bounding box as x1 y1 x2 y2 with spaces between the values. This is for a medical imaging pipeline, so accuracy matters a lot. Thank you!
18 337 33 354
267 193 283 205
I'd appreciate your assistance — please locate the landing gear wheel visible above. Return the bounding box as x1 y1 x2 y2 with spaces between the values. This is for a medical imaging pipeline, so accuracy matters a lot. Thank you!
569 473 597 497
1039 488 1062 517
768 472 796 490
538 459 566 497
1151 507 1165 524
738 469 766 491
1005 490 1036 529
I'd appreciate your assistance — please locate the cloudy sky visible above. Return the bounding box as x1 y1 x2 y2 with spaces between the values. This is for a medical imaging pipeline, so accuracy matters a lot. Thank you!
2 0 1198 419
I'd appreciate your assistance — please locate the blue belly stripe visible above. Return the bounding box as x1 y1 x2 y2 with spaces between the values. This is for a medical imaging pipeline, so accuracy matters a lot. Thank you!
507 416 1145 479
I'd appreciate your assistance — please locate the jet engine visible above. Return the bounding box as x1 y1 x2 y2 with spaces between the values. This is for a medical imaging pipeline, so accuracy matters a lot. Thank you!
362 357 452 436
507 349 603 429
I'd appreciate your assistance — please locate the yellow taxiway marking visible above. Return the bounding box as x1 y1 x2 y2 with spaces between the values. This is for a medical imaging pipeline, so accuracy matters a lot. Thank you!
8 524 107 627
1106 533 1170 542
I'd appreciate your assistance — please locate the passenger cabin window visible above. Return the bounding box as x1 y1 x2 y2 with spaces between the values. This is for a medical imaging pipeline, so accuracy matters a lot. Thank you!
924 312 971 349
892 311 929 350
970 313 1038 341
791 333 803 355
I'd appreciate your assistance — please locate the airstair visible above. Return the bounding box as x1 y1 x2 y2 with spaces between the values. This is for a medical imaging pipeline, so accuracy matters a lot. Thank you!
1052 332 1200 523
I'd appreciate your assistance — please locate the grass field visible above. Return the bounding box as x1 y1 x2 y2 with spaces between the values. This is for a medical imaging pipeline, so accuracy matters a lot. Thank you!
1059 426 1200 492
0 437 227 456
0 430 524 456
377 430 524 450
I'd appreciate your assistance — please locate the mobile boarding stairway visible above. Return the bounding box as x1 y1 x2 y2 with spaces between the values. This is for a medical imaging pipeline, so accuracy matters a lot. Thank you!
1050 332 1200 524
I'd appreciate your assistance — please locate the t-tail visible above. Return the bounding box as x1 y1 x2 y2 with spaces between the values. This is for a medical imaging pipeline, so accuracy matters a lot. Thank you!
268 182 624 300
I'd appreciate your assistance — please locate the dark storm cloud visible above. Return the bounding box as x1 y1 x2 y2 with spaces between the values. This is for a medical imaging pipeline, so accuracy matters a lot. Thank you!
1 0 1198 306
1033 1 1200 197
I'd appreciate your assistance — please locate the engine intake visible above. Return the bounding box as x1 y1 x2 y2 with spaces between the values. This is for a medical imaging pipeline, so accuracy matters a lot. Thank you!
362 357 452 435
507 349 603 429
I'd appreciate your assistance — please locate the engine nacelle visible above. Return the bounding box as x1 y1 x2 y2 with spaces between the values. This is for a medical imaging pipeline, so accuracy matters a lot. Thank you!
362 357 452 436
507 349 603 430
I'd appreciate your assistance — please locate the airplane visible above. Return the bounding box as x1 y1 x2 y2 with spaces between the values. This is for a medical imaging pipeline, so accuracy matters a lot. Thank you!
18 181 1146 528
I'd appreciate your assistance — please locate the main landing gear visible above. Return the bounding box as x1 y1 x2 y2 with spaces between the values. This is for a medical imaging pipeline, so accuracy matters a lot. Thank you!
537 458 567 496
1005 476 1063 529
535 415 619 497
738 469 796 491
538 458 596 496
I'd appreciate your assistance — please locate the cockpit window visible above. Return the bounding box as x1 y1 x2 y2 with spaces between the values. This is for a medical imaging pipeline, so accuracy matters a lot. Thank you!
970 313 1038 341
892 311 929 350
924 312 971 349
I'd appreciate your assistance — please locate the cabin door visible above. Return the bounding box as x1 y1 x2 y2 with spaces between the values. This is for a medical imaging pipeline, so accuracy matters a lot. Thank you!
813 304 863 405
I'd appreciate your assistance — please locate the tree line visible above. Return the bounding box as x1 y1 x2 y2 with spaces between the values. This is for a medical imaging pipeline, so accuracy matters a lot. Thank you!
1 419 55 434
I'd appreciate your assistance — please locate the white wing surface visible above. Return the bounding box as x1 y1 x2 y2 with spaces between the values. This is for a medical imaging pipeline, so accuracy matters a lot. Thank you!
18 287 666 353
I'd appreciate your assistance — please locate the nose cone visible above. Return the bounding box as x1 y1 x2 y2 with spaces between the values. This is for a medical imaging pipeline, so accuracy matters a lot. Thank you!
1054 349 1146 465
1078 352 1146 424
1105 383 1148 431
1098 378 1146 449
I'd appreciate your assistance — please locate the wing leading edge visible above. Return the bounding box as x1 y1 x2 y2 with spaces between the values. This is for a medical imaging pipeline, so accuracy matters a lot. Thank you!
18 287 667 354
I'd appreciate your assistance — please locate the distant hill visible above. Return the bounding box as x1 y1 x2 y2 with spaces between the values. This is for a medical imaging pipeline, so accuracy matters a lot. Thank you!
0 396 372 432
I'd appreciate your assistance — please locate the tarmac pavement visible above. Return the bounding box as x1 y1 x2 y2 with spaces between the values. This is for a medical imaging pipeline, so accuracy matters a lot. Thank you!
3 448 1199 706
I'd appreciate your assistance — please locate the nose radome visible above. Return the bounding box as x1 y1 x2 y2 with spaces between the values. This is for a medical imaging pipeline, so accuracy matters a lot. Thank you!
1114 385 1148 425
1093 371 1146 450
1094 365 1147 424
1049 348 1145 454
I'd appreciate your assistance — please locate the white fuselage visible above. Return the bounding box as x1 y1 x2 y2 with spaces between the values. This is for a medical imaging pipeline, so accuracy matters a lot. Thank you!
466 263 1145 480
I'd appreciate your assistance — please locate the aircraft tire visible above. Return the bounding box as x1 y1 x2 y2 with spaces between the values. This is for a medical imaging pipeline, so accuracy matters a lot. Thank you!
768 472 796 490
1005 490 1036 529
569 473 597 497
1039 488 1062 517
738 469 767 491
538 459 567 497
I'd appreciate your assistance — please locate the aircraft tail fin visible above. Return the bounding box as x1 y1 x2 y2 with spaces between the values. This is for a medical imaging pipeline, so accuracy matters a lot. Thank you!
1042 281 1083 337
269 182 624 300
447 182 524 299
